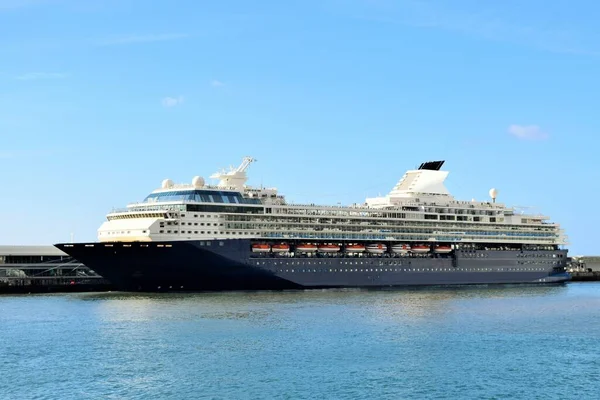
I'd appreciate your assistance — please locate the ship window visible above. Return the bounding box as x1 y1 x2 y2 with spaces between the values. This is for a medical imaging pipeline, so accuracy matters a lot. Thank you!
194 231 198 234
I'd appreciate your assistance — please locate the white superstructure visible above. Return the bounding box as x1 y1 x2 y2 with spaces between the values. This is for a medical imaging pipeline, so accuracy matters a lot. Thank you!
97 158 568 248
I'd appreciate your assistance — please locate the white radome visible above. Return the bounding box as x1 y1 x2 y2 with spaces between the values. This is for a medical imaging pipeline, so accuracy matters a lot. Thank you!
489 188 498 199
192 176 205 188
162 179 174 189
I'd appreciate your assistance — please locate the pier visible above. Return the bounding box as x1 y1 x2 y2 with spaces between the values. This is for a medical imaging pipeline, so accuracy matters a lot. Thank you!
568 256 600 281
0 245 114 294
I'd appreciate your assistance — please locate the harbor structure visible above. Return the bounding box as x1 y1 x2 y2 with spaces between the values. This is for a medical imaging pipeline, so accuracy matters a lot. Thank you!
568 256 600 281
0 245 111 292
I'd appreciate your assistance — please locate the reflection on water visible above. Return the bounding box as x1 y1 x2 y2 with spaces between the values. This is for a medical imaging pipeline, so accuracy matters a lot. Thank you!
1 283 599 400
79 284 572 323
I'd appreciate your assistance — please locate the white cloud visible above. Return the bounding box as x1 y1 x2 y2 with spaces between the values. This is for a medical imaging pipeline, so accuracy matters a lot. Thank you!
211 79 225 87
98 33 189 46
16 72 67 80
508 124 549 140
162 96 184 108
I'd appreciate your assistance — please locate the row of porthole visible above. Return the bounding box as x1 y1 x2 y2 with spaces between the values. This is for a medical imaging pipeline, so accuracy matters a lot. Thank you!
168 221 222 226
517 253 561 258
517 261 560 265
259 260 409 266
159 230 218 234
157 230 252 235
254 261 548 271
272 267 550 273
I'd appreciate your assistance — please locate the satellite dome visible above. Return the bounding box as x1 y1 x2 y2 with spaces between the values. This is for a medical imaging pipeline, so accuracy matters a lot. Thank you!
489 188 498 199
192 176 205 188
162 179 174 189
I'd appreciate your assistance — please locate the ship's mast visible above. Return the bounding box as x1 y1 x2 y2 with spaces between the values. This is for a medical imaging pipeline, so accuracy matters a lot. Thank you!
210 156 256 190
236 156 256 173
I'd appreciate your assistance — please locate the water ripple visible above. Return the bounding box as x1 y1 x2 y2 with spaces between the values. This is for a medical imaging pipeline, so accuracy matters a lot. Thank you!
0 283 598 399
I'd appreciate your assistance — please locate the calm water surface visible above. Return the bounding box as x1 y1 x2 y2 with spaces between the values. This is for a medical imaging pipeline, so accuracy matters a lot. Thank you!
1 283 599 399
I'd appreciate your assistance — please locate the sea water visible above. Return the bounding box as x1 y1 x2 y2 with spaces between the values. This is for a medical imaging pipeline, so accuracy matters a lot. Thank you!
1 283 599 399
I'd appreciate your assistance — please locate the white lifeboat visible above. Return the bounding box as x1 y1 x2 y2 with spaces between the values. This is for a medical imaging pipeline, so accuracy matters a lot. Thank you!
296 244 318 253
317 244 341 253
366 243 387 254
391 244 411 254
271 243 290 253
251 243 271 253
434 245 452 254
345 244 366 253
411 245 430 254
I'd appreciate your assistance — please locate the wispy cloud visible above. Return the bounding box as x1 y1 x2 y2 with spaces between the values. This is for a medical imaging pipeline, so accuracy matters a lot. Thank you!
508 124 548 140
162 96 184 108
332 0 600 56
15 72 68 80
97 33 189 46
210 79 225 87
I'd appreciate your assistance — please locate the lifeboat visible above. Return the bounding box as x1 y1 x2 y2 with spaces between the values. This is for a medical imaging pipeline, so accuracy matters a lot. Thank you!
317 244 341 253
345 244 366 253
391 244 411 254
434 245 452 254
411 245 430 254
296 244 318 253
366 243 387 254
271 243 290 253
251 243 271 253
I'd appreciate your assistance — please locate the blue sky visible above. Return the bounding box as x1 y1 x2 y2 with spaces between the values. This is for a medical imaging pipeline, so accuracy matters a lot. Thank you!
1 0 599 254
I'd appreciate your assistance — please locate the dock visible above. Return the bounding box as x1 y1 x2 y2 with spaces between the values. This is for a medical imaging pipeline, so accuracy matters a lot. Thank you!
568 256 600 281
0 245 114 294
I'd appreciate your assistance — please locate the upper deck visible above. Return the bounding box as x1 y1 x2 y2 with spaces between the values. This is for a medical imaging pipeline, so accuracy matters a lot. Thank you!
98 157 568 246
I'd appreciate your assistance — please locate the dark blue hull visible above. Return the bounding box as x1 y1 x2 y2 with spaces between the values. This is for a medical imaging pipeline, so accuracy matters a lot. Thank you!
55 239 570 291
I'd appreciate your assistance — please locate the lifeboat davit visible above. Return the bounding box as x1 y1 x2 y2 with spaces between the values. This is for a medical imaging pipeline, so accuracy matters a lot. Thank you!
434 245 453 254
317 244 341 253
271 243 290 253
296 244 318 253
411 245 430 254
391 244 411 254
251 243 271 253
366 243 387 254
345 244 366 253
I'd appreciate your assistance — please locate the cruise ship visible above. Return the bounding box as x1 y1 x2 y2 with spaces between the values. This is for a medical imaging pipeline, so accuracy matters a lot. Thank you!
55 157 570 291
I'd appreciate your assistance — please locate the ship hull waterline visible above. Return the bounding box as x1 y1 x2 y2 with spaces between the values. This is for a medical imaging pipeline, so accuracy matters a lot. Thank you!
55 239 570 292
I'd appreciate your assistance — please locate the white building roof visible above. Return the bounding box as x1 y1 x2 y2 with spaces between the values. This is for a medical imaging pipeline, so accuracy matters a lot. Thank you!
0 245 67 256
